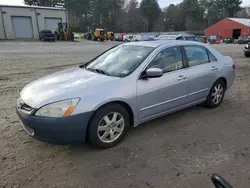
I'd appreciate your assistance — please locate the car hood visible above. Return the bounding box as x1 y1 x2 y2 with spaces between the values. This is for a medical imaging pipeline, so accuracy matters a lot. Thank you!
20 67 120 108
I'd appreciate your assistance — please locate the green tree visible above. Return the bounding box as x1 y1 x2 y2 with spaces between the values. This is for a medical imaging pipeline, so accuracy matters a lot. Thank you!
24 0 64 7
224 0 242 17
236 8 250 18
163 4 179 31
181 0 205 30
140 0 161 32
126 0 142 32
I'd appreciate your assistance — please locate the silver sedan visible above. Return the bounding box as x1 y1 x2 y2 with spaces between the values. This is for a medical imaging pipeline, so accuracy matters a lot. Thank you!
16 41 235 148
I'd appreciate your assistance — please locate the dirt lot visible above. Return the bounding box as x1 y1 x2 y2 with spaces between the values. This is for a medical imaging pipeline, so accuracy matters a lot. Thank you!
0 41 250 188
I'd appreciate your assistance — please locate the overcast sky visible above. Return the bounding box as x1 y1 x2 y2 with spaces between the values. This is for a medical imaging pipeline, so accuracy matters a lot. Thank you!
0 0 249 7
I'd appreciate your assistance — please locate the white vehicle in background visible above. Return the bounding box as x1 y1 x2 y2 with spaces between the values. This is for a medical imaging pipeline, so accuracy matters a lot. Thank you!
155 35 176 40
131 35 142 42
155 34 195 41
123 35 134 42
131 34 156 42
124 34 156 42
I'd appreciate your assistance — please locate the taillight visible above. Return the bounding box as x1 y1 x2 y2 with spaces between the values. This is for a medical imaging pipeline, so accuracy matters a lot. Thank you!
232 63 236 69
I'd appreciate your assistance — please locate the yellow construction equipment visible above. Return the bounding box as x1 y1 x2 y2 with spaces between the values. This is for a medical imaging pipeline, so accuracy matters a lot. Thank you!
92 28 105 41
106 31 115 41
55 23 74 41
86 24 105 41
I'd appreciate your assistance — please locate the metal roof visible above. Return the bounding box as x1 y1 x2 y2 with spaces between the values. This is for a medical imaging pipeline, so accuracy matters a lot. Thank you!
228 18 250 27
0 4 66 10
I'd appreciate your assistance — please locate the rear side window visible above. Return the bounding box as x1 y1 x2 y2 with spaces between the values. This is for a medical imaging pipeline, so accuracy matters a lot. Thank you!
184 46 209 67
208 50 217 62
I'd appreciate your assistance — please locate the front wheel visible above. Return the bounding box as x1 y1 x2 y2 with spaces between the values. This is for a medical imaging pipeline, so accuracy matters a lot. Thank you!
88 104 130 148
205 79 226 108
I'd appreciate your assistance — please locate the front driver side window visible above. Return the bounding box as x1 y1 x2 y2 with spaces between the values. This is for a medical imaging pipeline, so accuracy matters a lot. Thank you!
147 46 183 73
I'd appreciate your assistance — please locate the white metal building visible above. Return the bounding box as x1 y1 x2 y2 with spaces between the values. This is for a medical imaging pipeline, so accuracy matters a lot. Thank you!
0 4 68 39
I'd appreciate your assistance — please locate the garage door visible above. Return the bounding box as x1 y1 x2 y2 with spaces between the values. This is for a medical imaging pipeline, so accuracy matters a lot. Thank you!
45 18 62 33
11 16 33 39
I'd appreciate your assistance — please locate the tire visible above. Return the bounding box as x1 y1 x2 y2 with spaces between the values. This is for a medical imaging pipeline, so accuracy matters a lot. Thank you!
88 104 130 149
245 52 250 57
55 32 59 40
100 38 104 42
205 79 226 108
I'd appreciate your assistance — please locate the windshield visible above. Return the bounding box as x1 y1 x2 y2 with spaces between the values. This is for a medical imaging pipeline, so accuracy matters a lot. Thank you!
86 45 154 77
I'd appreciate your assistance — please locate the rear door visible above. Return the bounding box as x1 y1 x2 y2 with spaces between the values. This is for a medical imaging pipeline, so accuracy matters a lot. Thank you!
182 45 219 103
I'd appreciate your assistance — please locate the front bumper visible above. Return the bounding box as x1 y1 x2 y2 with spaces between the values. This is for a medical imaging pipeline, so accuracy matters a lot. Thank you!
16 108 93 144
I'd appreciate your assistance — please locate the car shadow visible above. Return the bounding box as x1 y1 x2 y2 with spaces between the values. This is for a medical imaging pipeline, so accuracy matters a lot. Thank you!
69 104 205 153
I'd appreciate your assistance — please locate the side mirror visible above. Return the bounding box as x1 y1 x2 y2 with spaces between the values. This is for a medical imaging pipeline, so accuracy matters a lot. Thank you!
141 68 163 79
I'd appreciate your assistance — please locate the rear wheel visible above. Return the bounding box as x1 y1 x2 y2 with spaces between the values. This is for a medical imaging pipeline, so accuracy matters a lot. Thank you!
244 52 250 57
88 104 130 148
205 79 226 108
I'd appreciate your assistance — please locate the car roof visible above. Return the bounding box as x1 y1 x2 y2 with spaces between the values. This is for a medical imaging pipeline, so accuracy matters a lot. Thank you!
123 40 205 48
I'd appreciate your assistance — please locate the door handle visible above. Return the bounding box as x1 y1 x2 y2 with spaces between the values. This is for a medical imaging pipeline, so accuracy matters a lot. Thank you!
177 75 187 81
211 66 218 71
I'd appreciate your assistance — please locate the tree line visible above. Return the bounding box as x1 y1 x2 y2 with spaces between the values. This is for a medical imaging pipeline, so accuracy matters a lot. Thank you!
24 0 248 33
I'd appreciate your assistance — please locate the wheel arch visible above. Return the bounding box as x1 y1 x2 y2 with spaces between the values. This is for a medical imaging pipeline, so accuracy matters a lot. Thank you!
85 100 135 142
217 77 227 89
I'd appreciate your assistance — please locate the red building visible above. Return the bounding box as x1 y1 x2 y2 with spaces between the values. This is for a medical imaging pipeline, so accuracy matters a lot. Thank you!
205 18 250 39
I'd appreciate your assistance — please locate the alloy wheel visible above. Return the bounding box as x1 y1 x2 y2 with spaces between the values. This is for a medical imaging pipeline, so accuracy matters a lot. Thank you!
212 84 224 105
97 112 125 143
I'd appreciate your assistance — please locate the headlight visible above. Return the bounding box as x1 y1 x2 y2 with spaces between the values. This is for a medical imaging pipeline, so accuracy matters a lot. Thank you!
246 44 249 49
35 98 80 117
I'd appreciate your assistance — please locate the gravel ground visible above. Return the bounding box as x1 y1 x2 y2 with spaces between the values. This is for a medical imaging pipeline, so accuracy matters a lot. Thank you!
0 41 250 188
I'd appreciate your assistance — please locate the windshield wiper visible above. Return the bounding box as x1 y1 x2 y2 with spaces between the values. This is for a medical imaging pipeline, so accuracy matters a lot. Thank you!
86 67 110 76
94 68 110 76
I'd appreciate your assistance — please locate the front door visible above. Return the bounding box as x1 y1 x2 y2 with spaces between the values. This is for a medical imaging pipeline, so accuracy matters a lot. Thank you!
137 46 189 122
